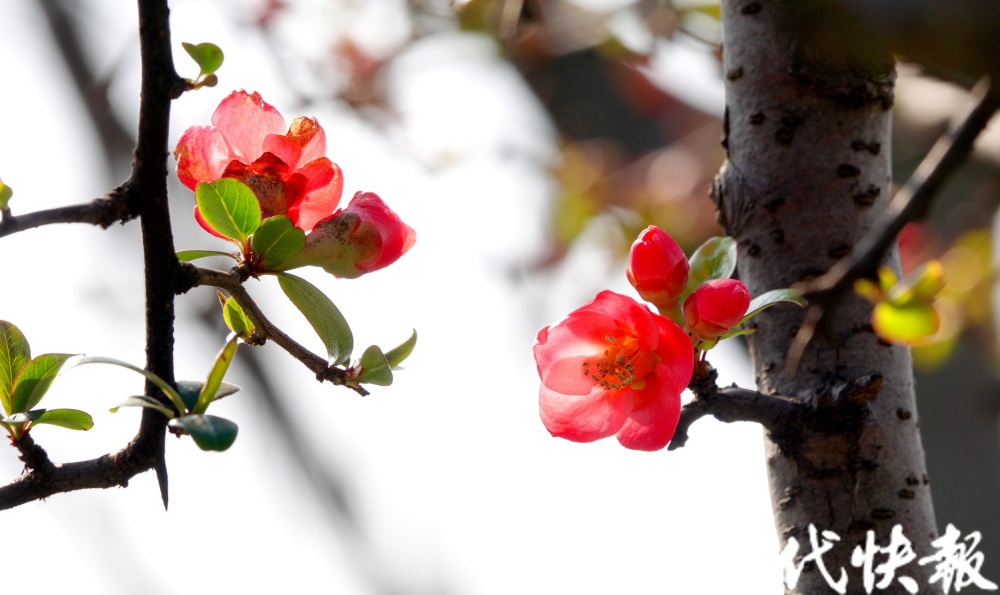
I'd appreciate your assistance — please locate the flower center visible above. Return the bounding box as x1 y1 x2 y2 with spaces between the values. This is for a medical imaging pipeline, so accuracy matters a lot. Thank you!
582 335 659 391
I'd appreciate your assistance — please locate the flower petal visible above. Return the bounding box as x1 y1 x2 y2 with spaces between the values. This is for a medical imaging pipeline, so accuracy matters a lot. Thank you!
579 290 658 351
615 380 681 451
286 159 343 232
540 382 633 443
174 126 231 191
262 116 327 169
212 90 286 163
652 314 695 397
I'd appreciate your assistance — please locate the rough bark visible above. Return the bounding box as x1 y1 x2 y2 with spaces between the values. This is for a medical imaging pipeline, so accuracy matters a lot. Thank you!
714 1 939 592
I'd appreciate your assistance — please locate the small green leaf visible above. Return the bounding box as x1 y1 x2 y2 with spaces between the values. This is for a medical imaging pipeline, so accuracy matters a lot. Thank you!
384 329 417 368
176 380 240 413
70 356 187 417
169 414 239 451
192 337 239 415
222 297 255 339
873 302 940 345
277 273 354 365
0 321 32 416
110 395 176 418
357 345 393 386
195 179 261 244
738 288 807 326
30 408 94 431
682 236 737 305
176 249 239 262
0 178 12 211
10 353 74 414
251 216 306 269
182 42 224 77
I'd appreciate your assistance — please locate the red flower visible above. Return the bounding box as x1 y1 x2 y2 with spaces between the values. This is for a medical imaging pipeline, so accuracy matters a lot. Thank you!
683 279 751 341
533 291 694 451
278 191 416 278
174 90 343 236
626 226 689 311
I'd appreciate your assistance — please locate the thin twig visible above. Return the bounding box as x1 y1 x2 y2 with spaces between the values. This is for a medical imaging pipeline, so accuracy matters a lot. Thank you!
668 362 802 450
0 193 138 238
183 265 368 396
787 77 1000 370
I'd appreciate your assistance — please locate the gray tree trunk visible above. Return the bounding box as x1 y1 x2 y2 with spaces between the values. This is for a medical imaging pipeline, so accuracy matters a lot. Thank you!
714 1 939 592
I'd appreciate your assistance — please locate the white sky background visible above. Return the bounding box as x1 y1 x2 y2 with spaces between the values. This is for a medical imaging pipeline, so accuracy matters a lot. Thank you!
0 1 782 593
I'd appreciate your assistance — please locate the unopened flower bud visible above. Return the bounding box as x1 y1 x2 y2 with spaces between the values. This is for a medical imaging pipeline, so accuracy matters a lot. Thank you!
683 279 751 341
279 191 415 278
626 226 689 310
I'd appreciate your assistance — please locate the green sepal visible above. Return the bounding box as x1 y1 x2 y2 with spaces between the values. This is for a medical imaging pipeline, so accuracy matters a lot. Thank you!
182 42 224 77
10 353 75 414
277 273 353 365
251 216 306 270
221 296 255 339
682 236 737 306
357 345 393 386
176 249 239 262
110 395 177 418
0 320 32 416
192 336 239 415
70 356 187 418
195 179 261 245
169 414 239 451
737 288 807 327
29 408 94 431
384 329 417 368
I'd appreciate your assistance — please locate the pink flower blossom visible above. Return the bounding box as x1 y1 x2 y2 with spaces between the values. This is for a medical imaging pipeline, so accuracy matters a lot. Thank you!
174 90 343 236
683 279 751 341
533 291 694 451
626 226 689 311
278 191 415 278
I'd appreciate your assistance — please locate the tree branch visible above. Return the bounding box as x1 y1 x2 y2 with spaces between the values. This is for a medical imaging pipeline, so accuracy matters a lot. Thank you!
787 77 1000 369
182 265 368 396
668 362 802 450
0 191 139 238
0 0 184 510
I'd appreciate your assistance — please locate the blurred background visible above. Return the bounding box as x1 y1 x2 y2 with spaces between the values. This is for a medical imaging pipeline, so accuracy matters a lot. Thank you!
1 0 998 593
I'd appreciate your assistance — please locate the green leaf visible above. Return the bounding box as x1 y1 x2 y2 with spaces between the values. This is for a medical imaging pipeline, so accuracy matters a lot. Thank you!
176 249 238 262
0 178 12 211
176 380 240 413
169 414 239 451
30 408 94 431
10 353 74 414
70 356 187 417
357 345 393 386
110 395 176 418
251 216 306 269
0 321 31 416
182 42 224 77
192 337 239 415
277 273 353 365
222 297 255 339
682 236 737 305
738 288 807 326
384 329 417 368
195 179 261 244
873 302 940 345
